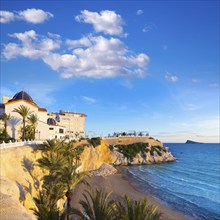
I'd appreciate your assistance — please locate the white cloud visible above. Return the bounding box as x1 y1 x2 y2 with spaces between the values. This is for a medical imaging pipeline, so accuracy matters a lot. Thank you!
66 36 92 49
165 71 178 82
2 10 149 79
136 10 143 16
2 30 149 79
81 96 97 104
75 10 125 36
0 8 53 24
3 30 149 78
18 8 53 24
0 11 15 23
3 30 61 60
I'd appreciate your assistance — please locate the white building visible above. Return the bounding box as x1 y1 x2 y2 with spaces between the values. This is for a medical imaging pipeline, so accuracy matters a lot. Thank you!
49 111 86 140
0 91 86 140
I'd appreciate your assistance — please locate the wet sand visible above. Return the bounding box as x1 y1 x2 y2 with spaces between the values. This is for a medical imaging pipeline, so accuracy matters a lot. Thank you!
71 167 189 220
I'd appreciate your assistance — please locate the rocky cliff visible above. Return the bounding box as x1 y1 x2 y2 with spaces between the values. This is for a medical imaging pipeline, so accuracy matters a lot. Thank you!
0 137 175 218
79 137 176 171
0 146 42 219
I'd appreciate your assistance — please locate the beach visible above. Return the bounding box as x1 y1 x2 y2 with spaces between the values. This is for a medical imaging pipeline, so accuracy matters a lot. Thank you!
71 167 189 220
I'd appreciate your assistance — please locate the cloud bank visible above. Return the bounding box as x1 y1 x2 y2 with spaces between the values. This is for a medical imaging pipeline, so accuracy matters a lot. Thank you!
75 10 125 36
0 8 53 24
2 10 149 79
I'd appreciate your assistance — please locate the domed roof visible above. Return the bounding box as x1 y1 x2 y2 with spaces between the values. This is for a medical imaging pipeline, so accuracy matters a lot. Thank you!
47 118 56 125
11 91 34 103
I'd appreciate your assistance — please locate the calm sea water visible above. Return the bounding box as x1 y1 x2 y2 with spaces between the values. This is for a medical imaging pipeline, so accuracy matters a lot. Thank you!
126 143 220 220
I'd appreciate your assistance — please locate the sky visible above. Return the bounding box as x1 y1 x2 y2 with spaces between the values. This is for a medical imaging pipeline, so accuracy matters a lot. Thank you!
0 1 219 143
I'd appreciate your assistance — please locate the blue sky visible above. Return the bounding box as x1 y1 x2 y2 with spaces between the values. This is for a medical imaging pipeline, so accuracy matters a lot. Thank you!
0 1 219 143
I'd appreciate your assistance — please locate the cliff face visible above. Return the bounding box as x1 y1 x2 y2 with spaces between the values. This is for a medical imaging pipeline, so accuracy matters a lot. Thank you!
79 140 114 171
0 138 175 218
79 138 176 171
0 146 43 219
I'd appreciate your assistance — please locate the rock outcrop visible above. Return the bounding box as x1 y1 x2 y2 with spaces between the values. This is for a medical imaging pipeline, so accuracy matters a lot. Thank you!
111 145 176 166
90 163 117 177
0 146 43 219
78 138 176 170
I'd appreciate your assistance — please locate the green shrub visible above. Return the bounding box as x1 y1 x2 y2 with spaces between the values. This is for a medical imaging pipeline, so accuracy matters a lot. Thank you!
109 145 114 151
150 149 154 156
156 150 162 156
154 145 162 150
88 137 101 147
115 142 149 161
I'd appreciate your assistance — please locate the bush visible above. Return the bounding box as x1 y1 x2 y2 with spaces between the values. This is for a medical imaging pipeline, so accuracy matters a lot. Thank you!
150 149 154 156
156 150 162 156
109 145 114 151
88 137 101 147
115 142 149 161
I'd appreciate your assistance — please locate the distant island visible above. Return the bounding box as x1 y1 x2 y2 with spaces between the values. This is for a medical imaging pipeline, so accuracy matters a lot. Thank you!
185 140 203 144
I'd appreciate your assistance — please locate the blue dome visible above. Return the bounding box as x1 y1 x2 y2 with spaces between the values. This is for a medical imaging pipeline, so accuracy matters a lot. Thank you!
47 118 56 125
11 91 34 103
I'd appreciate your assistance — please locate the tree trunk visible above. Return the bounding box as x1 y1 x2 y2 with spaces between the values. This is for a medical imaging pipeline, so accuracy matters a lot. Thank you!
65 189 73 220
22 119 25 141
4 122 7 139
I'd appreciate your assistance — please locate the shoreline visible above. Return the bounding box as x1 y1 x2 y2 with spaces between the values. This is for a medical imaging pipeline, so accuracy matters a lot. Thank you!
116 166 190 219
71 166 189 220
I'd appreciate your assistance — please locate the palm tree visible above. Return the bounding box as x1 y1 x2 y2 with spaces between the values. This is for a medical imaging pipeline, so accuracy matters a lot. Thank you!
34 140 68 217
28 113 38 140
36 139 65 156
112 195 161 220
33 140 87 220
31 190 60 220
1 113 11 139
13 105 32 141
71 188 115 220
70 189 161 220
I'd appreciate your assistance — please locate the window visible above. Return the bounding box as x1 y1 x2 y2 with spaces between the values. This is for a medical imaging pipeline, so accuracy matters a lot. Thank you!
49 128 54 130
59 128 64 134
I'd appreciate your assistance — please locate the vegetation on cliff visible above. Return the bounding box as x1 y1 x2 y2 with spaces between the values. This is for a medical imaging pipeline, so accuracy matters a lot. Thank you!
30 139 162 220
0 136 175 219
32 139 86 220
88 137 101 147
107 139 174 165
111 142 149 161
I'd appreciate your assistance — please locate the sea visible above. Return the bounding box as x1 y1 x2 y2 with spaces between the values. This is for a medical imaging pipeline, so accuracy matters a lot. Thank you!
126 143 220 220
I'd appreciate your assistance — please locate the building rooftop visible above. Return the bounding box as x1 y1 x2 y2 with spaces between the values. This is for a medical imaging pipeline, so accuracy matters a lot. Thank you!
47 118 57 125
8 91 37 105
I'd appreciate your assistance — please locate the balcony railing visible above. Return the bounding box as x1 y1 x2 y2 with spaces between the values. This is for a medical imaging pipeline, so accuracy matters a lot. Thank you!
0 140 44 150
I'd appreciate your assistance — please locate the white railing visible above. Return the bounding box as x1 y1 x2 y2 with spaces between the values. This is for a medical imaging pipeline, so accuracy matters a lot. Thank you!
0 140 44 150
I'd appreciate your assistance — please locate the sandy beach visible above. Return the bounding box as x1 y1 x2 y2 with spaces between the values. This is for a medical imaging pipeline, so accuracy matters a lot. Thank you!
71 167 189 220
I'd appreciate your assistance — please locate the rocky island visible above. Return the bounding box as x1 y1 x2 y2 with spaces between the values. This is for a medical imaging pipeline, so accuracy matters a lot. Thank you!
185 140 203 144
